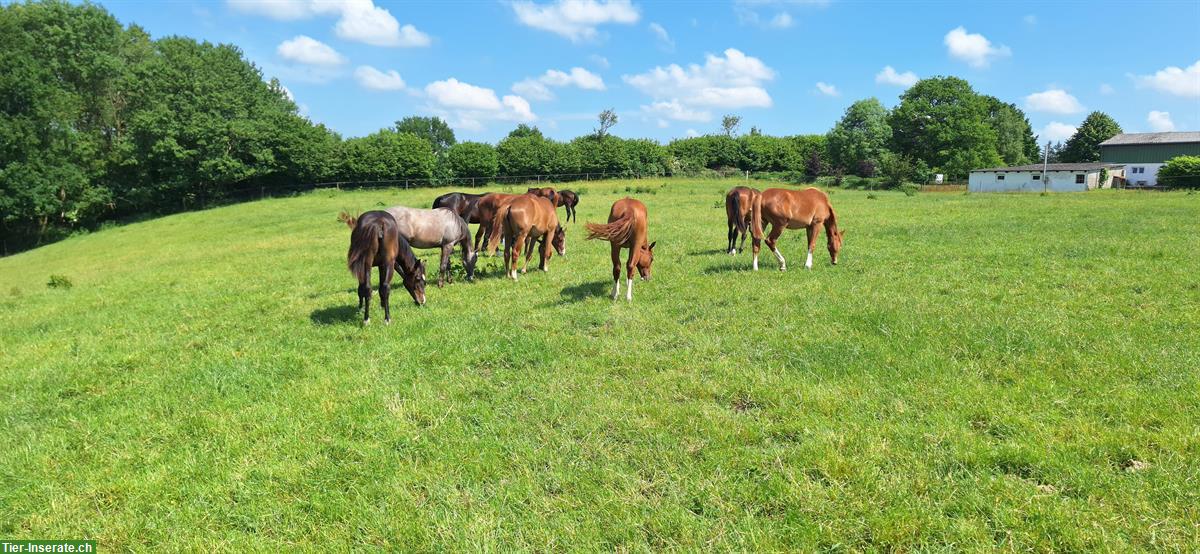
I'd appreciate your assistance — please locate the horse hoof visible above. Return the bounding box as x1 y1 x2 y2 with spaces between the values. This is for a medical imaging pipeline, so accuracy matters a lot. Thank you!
385 318 391 325
363 319 371 326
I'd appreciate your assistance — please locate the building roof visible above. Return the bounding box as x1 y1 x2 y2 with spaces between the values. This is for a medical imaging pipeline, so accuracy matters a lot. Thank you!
971 163 1121 173
1099 132 1200 146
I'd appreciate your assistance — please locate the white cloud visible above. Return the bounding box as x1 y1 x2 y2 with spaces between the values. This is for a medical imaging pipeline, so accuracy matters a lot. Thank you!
649 22 674 50
510 0 639 42
1133 60 1200 98
277 35 345 66
1023 14 1037 25
685 128 700 137
642 100 711 122
1024 89 1084 114
1040 122 1077 142
769 12 794 28
1147 111 1176 132
623 48 775 109
875 65 918 87
734 0 825 28
944 26 1010 68
354 66 406 91
590 54 611 69
1099 83 1115 95
815 81 838 96
512 67 606 101
230 0 430 47
424 78 537 131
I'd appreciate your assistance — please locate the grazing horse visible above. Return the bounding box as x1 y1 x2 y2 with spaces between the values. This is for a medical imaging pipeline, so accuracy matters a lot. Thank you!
557 190 580 223
526 187 558 207
486 194 566 280
432 191 488 224
341 207 475 287
473 192 520 253
585 198 656 301
751 187 844 271
346 211 427 324
725 186 759 254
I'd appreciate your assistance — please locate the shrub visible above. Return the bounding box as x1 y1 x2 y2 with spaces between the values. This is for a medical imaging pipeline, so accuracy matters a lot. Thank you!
1158 156 1200 189
47 275 74 289
899 183 919 196
446 142 499 179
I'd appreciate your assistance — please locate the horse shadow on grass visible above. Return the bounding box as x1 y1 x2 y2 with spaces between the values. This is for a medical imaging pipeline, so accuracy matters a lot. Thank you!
310 304 359 325
538 280 610 307
702 262 753 275
688 248 730 256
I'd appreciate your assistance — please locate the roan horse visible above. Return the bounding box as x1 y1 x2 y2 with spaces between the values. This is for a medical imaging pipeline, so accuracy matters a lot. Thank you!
751 187 844 271
340 207 476 287
725 185 759 254
346 210 427 324
486 194 566 279
585 197 656 301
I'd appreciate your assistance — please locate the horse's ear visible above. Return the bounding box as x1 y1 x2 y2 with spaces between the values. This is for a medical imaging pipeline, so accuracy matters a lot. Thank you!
648 241 656 251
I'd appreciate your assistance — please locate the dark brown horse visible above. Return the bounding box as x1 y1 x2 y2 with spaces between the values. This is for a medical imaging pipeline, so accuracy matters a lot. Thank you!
432 191 488 224
473 192 520 253
751 187 843 271
585 198 656 301
486 194 566 279
725 186 759 254
346 211 427 324
557 190 580 223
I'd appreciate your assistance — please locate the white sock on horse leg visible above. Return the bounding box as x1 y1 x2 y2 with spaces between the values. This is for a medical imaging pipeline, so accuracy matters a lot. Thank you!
612 279 620 299
805 249 813 269
753 254 759 271
773 248 786 270
626 278 633 301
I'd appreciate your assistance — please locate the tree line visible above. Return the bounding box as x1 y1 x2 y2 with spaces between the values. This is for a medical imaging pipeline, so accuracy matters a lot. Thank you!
1 1 1132 254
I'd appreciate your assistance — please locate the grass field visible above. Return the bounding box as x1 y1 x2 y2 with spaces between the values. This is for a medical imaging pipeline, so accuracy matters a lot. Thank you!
1 179 1198 550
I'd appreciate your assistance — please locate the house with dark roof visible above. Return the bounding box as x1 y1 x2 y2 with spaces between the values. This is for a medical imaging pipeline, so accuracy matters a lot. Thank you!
968 163 1124 193
1099 132 1200 187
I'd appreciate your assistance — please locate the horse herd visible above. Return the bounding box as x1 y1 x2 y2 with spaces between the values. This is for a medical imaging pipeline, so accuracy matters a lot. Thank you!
342 184 842 324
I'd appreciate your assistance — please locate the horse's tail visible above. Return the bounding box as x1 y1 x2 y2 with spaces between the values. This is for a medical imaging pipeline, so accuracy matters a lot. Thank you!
485 202 509 255
728 191 745 235
337 210 358 229
347 216 382 284
585 213 634 246
750 190 764 240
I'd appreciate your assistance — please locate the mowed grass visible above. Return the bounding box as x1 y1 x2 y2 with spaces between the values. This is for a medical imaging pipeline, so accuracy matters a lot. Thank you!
1 179 1197 550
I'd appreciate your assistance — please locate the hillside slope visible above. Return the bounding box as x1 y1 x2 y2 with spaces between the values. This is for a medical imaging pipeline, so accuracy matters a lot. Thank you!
2 181 1198 549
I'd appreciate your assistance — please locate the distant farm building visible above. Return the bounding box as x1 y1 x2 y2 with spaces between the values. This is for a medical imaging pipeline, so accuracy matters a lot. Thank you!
1099 132 1200 187
968 163 1124 193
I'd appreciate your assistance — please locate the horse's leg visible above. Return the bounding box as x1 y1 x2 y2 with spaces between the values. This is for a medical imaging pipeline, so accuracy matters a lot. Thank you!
511 231 528 279
805 224 819 270
522 234 536 273
610 245 621 300
437 244 452 287
380 260 394 324
740 215 751 253
624 246 637 301
767 222 786 271
474 224 486 255
751 224 761 271
539 233 552 271
361 268 373 325
727 214 737 255
503 235 514 280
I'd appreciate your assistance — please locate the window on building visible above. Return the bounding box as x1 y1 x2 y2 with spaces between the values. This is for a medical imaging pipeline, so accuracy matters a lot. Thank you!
996 174 1005 180
1076 174 1086 184
1032 174 1040 180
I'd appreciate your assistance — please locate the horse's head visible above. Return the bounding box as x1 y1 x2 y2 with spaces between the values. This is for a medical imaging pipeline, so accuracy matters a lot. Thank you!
636 241 656 280
465 250 478 281
401 259 427 305
552 225 567 257
829 229 844 265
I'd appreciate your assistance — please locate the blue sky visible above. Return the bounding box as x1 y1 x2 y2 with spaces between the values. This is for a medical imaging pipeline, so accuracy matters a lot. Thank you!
100 0 1200 143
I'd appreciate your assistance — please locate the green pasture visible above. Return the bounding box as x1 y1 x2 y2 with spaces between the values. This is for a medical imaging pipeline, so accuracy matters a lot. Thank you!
1 179 1197 550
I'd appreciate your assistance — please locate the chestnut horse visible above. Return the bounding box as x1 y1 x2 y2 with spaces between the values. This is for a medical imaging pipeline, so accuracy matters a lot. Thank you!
557 190 580 223
486 194 566 279
346 211 427 324
751 187 844 271
527 186 558 206
585 198 656 301
725 186 759 254
473 192 520 253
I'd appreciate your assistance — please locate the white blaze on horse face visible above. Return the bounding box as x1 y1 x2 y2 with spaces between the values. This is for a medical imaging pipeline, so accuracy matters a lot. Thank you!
612 279 620 299
805 249 813 270
626 278 633 301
